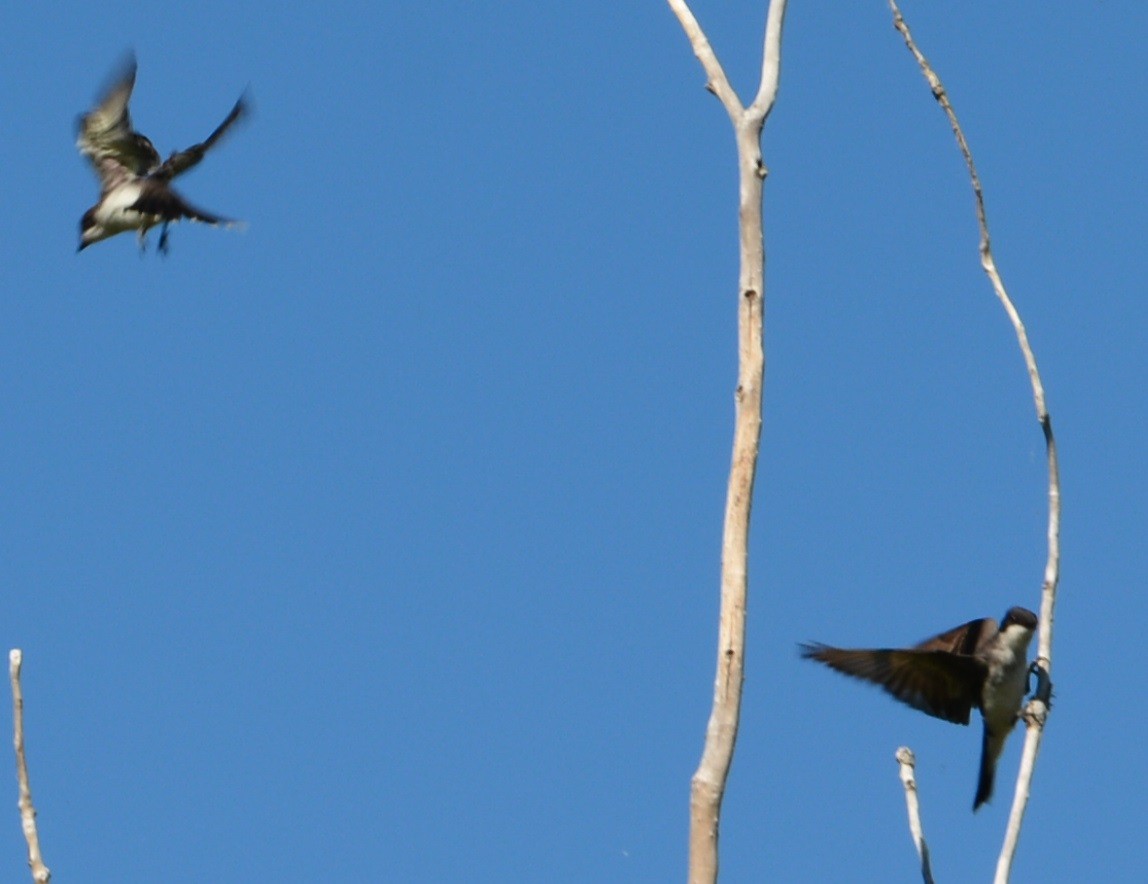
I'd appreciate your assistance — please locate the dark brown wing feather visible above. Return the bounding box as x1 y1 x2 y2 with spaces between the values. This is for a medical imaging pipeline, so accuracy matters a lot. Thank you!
912 617 997 656
799 644 987 724
154 95 250 180
130 186 231 226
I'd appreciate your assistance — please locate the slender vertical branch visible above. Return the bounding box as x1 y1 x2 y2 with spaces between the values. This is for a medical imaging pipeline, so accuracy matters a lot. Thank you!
667 2 788 882
887 4 1060 881
895 747 935 884
10 650 50 884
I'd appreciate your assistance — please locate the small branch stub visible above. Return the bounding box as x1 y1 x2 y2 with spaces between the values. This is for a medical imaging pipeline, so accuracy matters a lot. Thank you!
895 747 935 884
10 650 50 884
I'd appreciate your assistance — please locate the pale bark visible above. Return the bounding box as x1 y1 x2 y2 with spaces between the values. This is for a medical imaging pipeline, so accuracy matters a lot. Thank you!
665 2 788 882
887 4 1060 881
10 650 50 883
895 747 935 884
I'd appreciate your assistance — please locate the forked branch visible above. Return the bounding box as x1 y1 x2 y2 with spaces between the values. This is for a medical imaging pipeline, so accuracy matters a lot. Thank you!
666 2 789 882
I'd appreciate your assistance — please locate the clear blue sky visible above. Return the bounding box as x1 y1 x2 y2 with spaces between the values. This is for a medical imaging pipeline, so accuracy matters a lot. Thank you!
2 2 1145 881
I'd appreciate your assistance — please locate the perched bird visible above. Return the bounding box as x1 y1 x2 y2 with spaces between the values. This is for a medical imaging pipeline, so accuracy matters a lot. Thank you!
800 606 1038 810
76 53 249 253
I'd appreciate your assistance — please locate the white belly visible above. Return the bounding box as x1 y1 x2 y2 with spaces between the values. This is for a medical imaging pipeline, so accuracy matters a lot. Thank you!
980 644 1027 731
94 183 159 233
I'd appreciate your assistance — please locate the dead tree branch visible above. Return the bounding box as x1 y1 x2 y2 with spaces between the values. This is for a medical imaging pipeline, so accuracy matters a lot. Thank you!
10 650 50 884
895 747 936 884
666 1 789 881
887 4 1060 881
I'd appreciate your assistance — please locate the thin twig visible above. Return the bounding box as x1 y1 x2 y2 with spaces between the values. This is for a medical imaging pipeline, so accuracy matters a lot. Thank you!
895 748 935 884
10 650 50 883
666 2 789 882
887 4 1060 881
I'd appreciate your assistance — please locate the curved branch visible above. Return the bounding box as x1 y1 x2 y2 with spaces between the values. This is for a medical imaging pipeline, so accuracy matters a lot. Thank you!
887 4 1060 881
747 0 788 124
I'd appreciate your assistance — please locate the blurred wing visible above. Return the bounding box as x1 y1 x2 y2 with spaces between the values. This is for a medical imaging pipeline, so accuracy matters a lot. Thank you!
130 186 232 227
155 95 250 180
800 644 986 725
76 54 161 186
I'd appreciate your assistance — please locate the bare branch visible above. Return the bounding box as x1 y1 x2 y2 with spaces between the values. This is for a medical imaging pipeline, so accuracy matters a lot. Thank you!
665 0 744 123
895 747 935 884
887 3 1060 880
10 650 50 884
747 1 788 124
667 2 789 882
996 663 1053 881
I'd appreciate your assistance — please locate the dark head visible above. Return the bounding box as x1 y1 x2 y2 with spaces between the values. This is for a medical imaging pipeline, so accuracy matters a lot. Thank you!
78 207 101 252
1001 607 1038 631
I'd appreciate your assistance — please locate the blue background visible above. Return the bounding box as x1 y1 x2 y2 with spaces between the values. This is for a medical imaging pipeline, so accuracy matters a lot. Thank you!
3 2 1144 881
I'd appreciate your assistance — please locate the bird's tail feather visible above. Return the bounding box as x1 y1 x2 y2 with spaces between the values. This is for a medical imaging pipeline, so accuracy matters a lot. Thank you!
973 727 1001 810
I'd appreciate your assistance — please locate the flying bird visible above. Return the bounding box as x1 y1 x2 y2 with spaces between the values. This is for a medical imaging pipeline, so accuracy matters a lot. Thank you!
799 606 1038 810
76 54 249 253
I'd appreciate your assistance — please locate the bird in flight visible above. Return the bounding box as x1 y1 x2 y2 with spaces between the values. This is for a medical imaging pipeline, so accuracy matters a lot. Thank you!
800 606 1038 810
76 53 249 254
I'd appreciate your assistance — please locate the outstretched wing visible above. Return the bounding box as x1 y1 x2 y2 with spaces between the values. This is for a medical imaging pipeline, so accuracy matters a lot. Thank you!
76 53 161 190
799 643 987 725
913 617 998 656
154 94 250 180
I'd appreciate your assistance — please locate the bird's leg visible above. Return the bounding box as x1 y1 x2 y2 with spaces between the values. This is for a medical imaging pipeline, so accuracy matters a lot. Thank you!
1026 660 1040 694
1027 659 1053 708
158 222 171 255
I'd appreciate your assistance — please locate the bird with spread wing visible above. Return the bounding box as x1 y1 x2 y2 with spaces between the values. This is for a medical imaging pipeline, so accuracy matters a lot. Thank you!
800 606 1038 810
76 53 249 254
